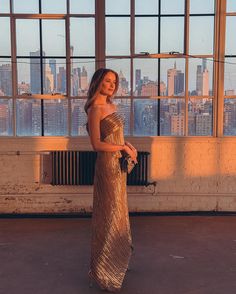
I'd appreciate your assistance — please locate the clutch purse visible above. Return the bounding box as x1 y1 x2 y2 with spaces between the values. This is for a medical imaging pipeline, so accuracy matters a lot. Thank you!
120 155 137 174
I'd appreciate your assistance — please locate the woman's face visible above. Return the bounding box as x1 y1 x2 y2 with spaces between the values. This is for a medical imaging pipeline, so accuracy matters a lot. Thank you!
99 72 117 97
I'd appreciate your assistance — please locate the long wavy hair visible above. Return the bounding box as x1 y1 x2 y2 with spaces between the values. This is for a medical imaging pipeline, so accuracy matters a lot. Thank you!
84 68 119 115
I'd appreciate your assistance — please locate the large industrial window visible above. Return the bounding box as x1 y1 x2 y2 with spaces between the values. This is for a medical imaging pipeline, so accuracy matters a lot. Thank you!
0 0 232 137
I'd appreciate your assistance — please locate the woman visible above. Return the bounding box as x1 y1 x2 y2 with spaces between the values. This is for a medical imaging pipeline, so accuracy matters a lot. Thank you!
85 68 137 292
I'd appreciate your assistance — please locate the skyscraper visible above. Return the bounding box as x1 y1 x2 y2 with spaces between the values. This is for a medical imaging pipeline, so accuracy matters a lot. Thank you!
0 64 12 96
30 50 45 94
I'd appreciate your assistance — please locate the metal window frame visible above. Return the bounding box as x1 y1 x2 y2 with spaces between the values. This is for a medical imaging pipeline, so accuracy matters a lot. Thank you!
0 0 231 138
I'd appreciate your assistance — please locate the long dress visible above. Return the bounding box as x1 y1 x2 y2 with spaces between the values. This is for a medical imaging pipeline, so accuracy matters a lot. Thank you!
89 112 133 292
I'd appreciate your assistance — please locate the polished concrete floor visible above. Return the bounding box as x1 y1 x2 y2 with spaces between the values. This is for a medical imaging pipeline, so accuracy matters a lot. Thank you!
0 215 236 294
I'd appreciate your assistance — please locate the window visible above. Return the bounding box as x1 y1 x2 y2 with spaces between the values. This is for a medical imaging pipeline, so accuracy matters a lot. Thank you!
0 0 232 137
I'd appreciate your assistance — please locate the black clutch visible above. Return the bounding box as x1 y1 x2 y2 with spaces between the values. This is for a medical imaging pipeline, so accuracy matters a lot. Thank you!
120 155 137 174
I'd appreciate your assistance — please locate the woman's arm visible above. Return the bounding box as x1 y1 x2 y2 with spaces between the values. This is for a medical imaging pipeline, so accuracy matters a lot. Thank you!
88 106 126 152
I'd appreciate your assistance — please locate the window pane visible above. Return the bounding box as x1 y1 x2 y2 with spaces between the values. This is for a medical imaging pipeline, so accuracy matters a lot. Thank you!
188 98 213 136
133 59 159 96
114 98 131 135
227 0 236 12
70 18 95 56
161 0 185 14
71 99 87 136
161 17 184 54
160 99 185 136
135 17 158 54
106 17 130 55
42 20 66 56
189 58 213 96
224 99 236 136
43 59 66 95
226 17 236 55
0 0 10 13
135 0 158 15
0 17 11 56
13 0 39 13
190 0 215 14
106 0 130 14
0 59 12 96
44 99 68 136
0 99 12 136
70 0 95 14
17 58 41 95
106 59 130 96
71 59 95 96
16 20 40 56
224 58 236 95
134 99 158 136
160 59 185 96
16 99 41 136
41 0 67 13
189 16 214 55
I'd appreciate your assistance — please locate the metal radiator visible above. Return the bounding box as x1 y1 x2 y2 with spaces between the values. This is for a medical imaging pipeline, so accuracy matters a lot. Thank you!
52 151 150 186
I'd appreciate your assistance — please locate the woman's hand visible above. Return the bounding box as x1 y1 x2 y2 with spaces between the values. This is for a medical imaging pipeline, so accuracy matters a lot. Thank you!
125 141 137 157
123 144 138 164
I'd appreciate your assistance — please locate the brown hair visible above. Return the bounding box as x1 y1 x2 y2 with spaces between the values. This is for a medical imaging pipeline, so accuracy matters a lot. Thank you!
84 68 119 114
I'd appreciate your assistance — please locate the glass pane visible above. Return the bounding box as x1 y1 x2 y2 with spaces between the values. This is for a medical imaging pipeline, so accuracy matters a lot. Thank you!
70 18 95 56
106 59 130 96
0 17 11 56
70 0 95 14
160 99 185 135
160 59 185 96
106 17 130 55
17 58 41 94
13 0 39 13
16 20 40 56
133 59 159 96
190 0 215 14
71 59 95 96
43 59 66 95
188 98 213 136
41 0 67 13
161 17 184 54
189 58 213 96
0 99 12 136
114 98 131 135
106 0 130 14
224 58 236 95
135 0 158 15
16 99 41 136
0 59 12 96
134 99 158 136
226 17 236 55
71 99 87 136
189 16 214 55
44 99 68 136
161 0 185 14
227 0 236 12
135 17 158 54
0 0 10 13
42 20 66 56
224 99 236 136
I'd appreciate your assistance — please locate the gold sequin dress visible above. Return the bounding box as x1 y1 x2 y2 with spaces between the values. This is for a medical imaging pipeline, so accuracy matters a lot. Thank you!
89 112 133 292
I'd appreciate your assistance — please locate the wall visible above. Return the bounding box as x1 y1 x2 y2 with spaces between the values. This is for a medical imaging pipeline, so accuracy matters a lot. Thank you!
0 137 236 214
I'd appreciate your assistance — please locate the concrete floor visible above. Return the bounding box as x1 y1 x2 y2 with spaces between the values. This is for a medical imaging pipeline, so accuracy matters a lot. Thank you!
0 215 236 294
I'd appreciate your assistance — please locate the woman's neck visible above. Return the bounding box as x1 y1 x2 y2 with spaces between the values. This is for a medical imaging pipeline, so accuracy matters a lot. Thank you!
93 94 109 105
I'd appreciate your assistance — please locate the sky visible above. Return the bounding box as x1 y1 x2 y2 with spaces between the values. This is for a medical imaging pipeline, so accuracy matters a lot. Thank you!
0 0 236 93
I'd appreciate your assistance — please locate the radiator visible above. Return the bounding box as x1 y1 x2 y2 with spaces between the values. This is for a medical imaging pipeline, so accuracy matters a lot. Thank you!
52 151 150 186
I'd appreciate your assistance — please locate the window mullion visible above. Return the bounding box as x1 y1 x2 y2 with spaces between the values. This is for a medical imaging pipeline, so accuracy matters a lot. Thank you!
184 0 190 136
215 0 226 137
10 2 17 136
95 0 105 69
